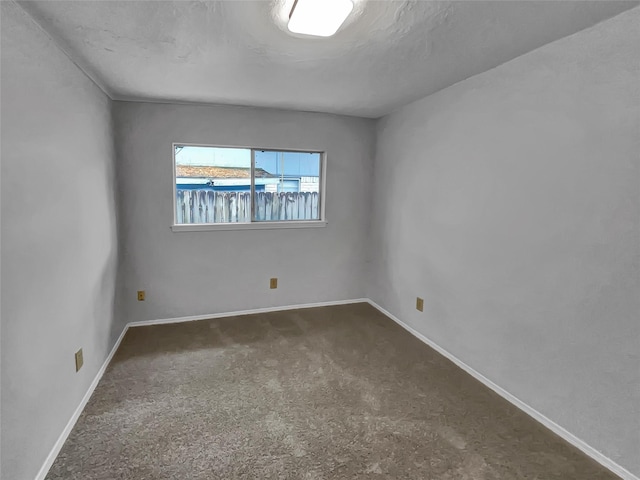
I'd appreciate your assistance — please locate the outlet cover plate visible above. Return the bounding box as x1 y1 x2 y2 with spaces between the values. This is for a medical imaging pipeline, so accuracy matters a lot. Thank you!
75 349 84 372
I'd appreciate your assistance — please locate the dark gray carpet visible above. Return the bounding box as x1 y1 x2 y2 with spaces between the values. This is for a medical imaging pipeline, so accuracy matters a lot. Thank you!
46 303 619 479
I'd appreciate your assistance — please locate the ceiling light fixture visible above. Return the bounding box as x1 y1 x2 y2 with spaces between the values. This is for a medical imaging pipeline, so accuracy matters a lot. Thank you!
288 0 354 37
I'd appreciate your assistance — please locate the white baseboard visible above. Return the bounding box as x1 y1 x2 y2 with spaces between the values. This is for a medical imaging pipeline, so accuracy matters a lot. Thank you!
34 324 130 480
35 298 367 479
366 299 639 480
36 298 638 480
127 298 369 328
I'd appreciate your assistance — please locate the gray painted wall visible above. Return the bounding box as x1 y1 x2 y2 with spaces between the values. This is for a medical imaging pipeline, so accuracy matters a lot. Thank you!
368 7 640 475
0 2 120 479
113 102 375 324
2 2 638 478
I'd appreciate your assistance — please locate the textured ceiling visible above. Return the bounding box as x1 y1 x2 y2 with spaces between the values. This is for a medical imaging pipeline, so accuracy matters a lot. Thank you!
16 0 638 118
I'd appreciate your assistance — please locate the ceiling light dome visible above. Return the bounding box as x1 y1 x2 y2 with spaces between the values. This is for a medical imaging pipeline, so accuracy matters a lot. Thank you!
288 0 354 37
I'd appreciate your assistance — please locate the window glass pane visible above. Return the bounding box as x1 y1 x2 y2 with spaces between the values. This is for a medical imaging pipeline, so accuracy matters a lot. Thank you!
175 145 252 224
254 151 321 221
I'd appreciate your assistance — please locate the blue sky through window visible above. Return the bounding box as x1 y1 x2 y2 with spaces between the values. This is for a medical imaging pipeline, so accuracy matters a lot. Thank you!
175 146 320 177
175 146 250 168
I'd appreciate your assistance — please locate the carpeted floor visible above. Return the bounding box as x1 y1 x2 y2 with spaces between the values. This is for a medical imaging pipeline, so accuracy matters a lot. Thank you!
46 303 619 479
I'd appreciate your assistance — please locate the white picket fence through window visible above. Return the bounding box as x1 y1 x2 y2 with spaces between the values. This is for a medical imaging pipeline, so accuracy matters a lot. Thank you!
176 190 320 224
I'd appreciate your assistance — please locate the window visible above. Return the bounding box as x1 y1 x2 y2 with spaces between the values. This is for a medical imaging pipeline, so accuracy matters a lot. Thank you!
172 144 326 231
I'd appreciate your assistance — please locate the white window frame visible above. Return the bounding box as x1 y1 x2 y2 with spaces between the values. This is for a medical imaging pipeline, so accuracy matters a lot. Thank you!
171 142 328 232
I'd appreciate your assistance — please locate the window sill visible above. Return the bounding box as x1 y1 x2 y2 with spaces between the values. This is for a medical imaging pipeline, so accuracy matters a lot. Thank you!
171 221 328 232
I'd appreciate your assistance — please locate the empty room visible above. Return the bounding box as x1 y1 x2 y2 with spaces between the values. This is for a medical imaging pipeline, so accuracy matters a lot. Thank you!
1 0 638 479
